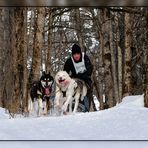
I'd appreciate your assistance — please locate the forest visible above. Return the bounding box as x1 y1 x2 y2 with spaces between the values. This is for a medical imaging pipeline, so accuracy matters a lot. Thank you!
0 7 147 116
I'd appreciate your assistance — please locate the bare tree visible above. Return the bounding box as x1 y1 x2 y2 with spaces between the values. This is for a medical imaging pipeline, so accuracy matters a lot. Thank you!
75 8 86 52
143 51 148 107
123 12 133 97
143 9 148 107
1 8 12 109
117 12 124 103
109 12 119 105
30 7 45 82
103 9 115 108
9 8 25 115
0 8 4 106
46 8 54 73
22 8 29 113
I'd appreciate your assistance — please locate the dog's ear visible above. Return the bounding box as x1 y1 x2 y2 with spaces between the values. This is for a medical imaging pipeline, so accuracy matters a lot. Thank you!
45 70 50 75
48 71 51 75
42 71 46 76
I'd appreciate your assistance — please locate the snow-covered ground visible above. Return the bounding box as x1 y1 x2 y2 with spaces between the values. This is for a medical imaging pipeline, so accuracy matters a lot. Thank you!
0 95 148 147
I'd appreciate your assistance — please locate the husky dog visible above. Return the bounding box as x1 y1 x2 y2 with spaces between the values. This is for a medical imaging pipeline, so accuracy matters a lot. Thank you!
28 71 54 116
54 71 87 115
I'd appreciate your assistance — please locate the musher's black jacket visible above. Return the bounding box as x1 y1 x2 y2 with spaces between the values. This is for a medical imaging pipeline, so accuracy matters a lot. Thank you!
63 54 93 86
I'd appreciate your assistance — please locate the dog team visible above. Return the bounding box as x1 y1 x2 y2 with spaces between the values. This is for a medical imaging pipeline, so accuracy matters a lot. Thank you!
28 44 95 116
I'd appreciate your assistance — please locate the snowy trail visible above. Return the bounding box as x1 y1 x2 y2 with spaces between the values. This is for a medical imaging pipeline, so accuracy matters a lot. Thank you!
0 95 148 140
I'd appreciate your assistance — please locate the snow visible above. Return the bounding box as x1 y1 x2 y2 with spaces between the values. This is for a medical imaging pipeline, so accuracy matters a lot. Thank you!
0 94 148 147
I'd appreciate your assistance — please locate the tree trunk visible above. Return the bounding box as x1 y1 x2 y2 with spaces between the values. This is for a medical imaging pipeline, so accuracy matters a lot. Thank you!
22 8 29 113
144 10 148 107
92 70 100 110
1 8 18 115
46 8 53 73
118 12 125 102
123 12 132 97
30 8 45 82
109 12 119 105
143 59 148 107
0 8 4 106
102 9 115 108
117 46 123 102
92 10 104 110
75 8 86 52
117 13 125 101
98 40 105 108
1 8 12 109
9 8 25 115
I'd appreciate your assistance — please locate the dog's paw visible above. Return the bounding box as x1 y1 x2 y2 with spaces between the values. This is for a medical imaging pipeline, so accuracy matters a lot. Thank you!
63 111 68 115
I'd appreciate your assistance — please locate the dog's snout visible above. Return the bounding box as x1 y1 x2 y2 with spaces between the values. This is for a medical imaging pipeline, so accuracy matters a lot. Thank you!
59 77 63 80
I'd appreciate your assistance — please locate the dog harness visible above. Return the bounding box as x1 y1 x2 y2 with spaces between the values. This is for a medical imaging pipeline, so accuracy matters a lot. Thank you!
71 52 87 74
60 85 78 98
61 90 77 98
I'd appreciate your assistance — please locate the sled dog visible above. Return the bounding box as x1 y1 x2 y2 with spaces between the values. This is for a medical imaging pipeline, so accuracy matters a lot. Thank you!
54 71 87 114
28 71 54 116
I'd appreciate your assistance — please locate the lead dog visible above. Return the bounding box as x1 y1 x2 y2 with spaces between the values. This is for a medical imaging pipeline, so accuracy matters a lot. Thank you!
28 71 54 116
54 71 87 115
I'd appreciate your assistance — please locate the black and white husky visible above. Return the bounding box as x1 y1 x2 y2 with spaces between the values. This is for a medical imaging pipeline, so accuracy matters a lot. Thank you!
28 71 54 116
54 71 87 115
